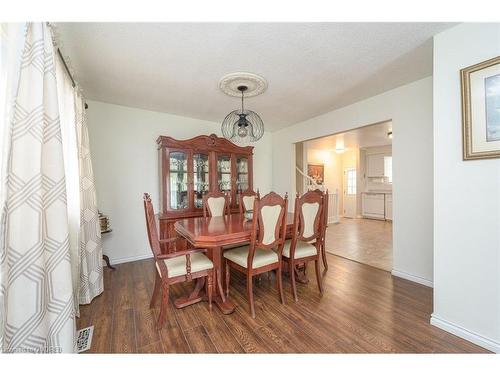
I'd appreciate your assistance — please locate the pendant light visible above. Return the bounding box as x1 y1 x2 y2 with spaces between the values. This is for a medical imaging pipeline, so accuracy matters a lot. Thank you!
221 85 264 144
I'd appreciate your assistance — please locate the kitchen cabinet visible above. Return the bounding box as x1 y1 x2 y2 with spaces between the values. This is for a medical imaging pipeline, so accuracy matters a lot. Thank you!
385 194 393 220
362 193 385 219
366 154 385 177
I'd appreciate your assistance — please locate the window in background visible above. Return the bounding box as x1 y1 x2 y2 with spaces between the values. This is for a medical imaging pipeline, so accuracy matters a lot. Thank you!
384 156 393 183
346 168 356 195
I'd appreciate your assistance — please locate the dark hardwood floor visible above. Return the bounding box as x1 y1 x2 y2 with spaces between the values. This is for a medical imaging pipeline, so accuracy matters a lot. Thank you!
77 254 490 353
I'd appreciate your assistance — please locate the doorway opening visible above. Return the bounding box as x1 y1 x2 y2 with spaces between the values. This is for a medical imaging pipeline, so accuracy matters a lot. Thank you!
295 120 393 271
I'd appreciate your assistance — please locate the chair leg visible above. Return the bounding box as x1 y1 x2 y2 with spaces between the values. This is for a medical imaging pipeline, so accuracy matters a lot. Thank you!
150 273 161 308
207 271 213 311
277 266 285 304
321 242 329 271
225 260 230 298
290 260 298 302
157 283 169 329
315 259 323 295
247 274 255 318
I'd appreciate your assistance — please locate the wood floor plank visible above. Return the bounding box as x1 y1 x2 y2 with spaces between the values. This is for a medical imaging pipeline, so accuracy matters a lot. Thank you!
229 279 316 353
158 326 191 353
195 303 244 353
183 326 218 353
88 313 113 353
134 307 161 350
76 255 490 354
111 308 137 353
138 340 164 353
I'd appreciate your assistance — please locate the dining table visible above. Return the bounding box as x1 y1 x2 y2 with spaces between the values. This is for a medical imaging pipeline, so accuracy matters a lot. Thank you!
174 212 295 314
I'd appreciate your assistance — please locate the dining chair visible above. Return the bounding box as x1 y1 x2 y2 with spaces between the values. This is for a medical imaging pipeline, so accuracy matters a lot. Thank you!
203 191 230 218
143 193 214 329
223 192 288 318
283 190 324 302
312 188 329 271
239 189 260 214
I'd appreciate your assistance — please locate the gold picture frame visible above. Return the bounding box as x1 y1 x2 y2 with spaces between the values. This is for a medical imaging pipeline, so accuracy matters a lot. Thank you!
461 56 500 160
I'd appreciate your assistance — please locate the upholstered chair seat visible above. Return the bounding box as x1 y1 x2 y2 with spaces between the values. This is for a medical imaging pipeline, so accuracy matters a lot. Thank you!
224 245 278 268
282 239 318 259
156 252 213 278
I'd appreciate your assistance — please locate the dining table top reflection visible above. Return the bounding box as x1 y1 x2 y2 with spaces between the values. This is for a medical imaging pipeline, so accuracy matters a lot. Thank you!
175 212 294 248
174 212 294 314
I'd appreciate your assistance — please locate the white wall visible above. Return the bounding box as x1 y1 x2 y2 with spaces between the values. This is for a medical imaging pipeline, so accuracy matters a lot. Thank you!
87 100 273 264
432 23 500 353
272 77 434 285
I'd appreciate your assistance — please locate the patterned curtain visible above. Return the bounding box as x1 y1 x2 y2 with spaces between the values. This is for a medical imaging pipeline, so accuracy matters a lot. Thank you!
75 94 103 304
0 23 75 353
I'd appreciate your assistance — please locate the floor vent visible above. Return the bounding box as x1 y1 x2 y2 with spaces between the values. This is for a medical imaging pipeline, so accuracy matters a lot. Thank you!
76 326 94 353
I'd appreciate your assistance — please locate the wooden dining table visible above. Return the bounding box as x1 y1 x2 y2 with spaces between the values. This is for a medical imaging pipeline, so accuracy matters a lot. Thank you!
174 212 295 314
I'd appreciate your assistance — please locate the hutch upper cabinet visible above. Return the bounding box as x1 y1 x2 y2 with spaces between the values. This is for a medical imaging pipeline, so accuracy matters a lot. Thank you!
157 134 253 250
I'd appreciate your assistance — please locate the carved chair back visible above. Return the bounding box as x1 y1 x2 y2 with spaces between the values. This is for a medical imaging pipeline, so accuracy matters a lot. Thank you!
247 192 288 267
203 191 230 218
292 190 324 244
239 189 260 214
321 189 329 238
143 193 164 262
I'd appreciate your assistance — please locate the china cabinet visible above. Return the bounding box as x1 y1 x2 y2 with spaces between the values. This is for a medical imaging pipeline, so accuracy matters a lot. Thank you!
157 134 253 252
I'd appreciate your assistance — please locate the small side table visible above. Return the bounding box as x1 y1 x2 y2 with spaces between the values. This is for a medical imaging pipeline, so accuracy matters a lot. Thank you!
101 229 115 270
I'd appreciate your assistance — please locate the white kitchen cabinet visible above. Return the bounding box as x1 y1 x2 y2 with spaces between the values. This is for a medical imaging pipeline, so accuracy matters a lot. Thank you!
362 193 385 219
366 154 385 177
385 194 393 220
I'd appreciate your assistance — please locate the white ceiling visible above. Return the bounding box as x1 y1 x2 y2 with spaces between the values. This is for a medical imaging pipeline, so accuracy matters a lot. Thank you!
306 121 392 150
56 22 455 131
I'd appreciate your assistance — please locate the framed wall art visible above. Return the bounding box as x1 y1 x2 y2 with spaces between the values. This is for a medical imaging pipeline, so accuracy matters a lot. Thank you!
461 56 500 160
307 164 324 185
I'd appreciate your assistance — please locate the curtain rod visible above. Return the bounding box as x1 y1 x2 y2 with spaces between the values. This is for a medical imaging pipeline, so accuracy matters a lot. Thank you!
56 48 88 110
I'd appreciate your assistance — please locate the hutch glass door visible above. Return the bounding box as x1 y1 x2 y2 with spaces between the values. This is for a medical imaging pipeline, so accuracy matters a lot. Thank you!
217 155 232 203
235 156 249 207
193 153 209 209
169 151 189 210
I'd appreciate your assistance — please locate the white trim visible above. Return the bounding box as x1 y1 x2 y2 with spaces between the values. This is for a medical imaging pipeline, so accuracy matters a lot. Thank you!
430 315 499 353
391 269 433 288
106 253 153 266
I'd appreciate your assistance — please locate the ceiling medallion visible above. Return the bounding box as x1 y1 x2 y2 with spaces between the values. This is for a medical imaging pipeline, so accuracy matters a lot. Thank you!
218 72 268 98
219 73 266 144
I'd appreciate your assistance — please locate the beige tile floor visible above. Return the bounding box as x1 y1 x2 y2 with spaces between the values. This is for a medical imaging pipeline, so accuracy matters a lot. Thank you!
325 218 393 271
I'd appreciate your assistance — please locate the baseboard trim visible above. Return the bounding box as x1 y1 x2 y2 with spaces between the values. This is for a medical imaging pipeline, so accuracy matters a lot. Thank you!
391 269 433 288
430 315 499 353
106 253 153 266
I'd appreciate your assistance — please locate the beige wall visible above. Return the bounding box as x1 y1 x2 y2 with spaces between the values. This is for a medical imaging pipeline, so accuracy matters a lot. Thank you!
305 147 343 212
305 146 362 217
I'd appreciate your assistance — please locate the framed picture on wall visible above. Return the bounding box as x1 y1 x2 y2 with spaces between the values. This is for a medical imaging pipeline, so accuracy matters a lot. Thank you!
461 56 500 160
307 164 324 185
